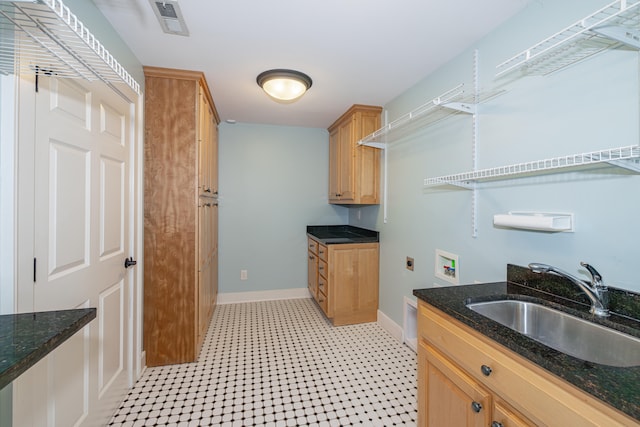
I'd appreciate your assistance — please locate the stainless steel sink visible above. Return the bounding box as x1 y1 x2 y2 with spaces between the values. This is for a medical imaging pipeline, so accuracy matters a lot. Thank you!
466 300 640 367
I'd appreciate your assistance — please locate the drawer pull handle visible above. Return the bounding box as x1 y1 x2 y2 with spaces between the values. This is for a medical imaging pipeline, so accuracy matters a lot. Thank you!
481 365 492 376
471 402 483 413
309 256 314 260
491 422 504 427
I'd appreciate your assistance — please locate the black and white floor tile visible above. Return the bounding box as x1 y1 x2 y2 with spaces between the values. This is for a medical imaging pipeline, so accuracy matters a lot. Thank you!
109 298 417 426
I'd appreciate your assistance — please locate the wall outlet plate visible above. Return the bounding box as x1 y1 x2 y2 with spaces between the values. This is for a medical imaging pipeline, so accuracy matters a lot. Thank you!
406 256 414 271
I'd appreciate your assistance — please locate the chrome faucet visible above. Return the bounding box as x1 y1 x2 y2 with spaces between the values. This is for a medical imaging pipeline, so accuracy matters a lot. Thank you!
528 262 610 317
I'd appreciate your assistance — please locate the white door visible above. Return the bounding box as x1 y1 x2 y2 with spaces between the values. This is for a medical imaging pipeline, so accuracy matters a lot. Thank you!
13 75 135 427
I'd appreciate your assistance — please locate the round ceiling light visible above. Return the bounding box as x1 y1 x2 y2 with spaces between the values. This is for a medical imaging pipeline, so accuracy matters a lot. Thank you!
256 69 312 103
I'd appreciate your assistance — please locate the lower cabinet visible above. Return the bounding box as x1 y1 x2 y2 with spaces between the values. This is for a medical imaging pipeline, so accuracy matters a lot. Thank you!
419 342 531 427
307 237 379 325
417 300 639 427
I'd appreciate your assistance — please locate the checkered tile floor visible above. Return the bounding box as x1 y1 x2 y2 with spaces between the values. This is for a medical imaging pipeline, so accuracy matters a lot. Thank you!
109 298 417 426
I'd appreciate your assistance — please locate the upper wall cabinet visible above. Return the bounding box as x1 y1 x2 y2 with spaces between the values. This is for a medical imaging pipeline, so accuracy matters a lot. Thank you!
328 105 382 205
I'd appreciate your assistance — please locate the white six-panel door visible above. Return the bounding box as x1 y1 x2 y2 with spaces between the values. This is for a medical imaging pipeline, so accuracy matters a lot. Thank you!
13 75 135 427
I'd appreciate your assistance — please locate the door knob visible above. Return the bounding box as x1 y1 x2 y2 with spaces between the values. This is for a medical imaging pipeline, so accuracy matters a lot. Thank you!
124 257 137 269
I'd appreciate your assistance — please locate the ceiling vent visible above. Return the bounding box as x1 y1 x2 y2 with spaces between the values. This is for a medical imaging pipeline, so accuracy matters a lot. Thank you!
149 0 189 36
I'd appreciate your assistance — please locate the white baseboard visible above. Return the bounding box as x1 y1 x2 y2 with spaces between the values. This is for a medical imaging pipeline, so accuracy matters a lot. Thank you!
138 351 146 379
217 287 312 304
376 309 404 344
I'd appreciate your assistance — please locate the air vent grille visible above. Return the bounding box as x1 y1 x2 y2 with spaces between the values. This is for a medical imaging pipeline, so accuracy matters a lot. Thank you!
149 0 189 36
155 2 177 19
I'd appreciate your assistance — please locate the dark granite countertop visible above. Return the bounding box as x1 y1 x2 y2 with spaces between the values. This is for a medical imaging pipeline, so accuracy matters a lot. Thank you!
0 308 97 390
414 264 640 421
307 225 379 244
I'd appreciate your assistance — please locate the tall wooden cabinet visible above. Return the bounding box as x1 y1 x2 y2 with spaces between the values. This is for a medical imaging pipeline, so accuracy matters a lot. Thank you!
143 67 219 366
328 105 382 204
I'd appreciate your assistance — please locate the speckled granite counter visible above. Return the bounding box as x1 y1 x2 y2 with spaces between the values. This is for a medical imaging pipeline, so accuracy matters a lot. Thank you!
307 225 379 244
0 308 96 390
414 264 640 421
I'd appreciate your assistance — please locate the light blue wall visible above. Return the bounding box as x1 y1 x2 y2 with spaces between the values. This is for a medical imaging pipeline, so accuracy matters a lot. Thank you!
73 0 144 88
218 123 348 293
350 0 640 326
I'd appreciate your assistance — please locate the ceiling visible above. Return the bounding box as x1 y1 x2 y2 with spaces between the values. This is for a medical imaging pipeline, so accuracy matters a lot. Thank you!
92 0 531 128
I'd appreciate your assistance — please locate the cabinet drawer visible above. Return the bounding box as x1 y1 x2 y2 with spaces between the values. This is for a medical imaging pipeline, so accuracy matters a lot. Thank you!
317 244 327 262
318 275 327 295
419 302 633 427
318 259 328 279
308 238 318 254
317 289 328 314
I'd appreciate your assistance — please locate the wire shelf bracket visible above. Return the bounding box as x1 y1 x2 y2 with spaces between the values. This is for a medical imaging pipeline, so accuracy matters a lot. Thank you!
496 0 640 77
0 0 141 95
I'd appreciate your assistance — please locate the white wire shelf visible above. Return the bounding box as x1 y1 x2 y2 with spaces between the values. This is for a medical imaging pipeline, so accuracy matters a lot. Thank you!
358 85 505 149
496 0 640 77
424 145 640 187
0 0 141 95
358 85 466 148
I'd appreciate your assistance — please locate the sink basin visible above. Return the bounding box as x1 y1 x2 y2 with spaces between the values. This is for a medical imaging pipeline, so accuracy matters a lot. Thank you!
466 299 640 367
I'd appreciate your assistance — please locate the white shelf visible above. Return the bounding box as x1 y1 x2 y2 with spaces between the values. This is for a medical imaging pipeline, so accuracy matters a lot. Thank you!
496 0 640 77
358 84 467 148
424 145 640 187
0 0 141 95
493 212 574 232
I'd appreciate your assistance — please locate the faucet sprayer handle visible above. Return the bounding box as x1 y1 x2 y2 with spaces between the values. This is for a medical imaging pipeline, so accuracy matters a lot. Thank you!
580 262 603 284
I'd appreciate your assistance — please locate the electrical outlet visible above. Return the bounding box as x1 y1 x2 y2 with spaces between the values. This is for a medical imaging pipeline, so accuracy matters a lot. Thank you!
240 270 248 280
406 257 414 271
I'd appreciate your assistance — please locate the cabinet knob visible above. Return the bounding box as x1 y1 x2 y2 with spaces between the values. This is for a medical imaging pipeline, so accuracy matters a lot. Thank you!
471 402 483 413
491 422 504 427
309 255 314 260
481 365 492 376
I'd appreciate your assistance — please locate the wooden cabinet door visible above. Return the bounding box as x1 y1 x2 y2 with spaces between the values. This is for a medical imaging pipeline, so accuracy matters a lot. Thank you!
210 116 218 195
328 243 378 325
493 400 535 427
355 111 381 204
337 118 355 201
328 128 340 201
420 342 491 427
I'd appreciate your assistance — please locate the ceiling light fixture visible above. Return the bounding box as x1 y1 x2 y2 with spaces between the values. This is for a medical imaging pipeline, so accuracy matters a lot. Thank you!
256 69 312 103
